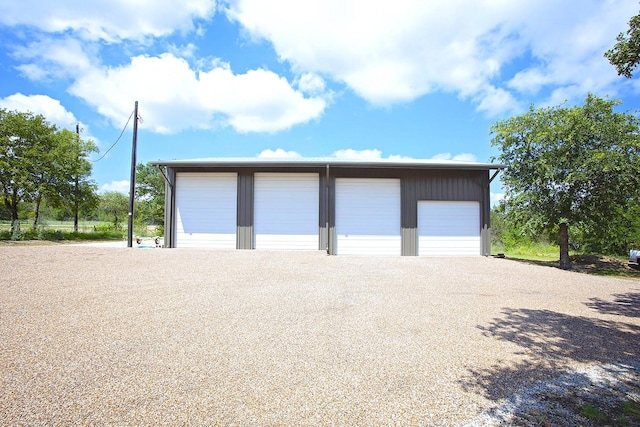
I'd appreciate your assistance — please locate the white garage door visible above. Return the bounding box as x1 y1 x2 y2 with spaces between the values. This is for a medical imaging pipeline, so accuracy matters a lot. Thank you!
336 178 401 255
418 201 480 256
175 172 237 248
254 173 319 250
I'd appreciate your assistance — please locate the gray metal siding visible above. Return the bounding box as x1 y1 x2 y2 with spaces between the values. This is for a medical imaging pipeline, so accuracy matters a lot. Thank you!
402 171 486 225
236 173 254 249
400 170 490 256
329 168 401 179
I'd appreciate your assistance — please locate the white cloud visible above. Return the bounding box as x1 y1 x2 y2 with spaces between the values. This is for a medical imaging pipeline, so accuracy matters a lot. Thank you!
490 192 505 207
166 43 199 60
12 36 94 82
475 86 520 116
431 152 478 162
4 0 634 139
225 0 637 114
258 148 413 160
505 3 637 107
0 0 216 41
11 35 328 134
330 149 410 160
258 148 302 158
14 64 49 81
331 149 382 160
68 53 327 133
100 180 130 194
507 69 550 95
296 73 326 95
388 154 413 160
452 153 478 162
0 93 99 144
0 93 81 129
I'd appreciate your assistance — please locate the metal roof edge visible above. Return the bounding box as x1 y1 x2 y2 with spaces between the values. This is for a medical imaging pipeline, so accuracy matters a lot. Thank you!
150 157 507 170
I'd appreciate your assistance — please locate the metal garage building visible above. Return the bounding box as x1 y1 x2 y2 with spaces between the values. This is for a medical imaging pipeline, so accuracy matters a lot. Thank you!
151 158 505 256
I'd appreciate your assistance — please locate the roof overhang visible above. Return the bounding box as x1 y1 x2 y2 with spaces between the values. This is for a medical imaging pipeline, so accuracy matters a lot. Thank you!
150 157 507 171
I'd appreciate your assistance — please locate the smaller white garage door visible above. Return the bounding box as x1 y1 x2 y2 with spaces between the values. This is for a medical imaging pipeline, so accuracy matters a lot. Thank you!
175 172 237 248
254 173 319 250
418 201 480 256
336 178 401 255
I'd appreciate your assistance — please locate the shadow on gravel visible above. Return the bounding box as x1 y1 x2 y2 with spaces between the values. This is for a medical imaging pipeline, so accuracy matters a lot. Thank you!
586 292 640 318
479 309 639 366
462 308 640 426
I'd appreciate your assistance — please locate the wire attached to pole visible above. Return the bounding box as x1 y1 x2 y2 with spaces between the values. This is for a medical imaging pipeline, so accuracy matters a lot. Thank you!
91 109 135 163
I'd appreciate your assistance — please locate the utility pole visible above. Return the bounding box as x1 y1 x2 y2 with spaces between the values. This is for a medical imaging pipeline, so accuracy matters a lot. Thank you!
127 101 139 248
74 123 80 233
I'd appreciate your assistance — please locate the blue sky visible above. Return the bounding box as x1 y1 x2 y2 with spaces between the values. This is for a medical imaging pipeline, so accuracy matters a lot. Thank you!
1 0 639 204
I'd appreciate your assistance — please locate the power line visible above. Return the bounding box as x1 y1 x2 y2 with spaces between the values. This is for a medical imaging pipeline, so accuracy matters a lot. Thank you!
90 109 135 163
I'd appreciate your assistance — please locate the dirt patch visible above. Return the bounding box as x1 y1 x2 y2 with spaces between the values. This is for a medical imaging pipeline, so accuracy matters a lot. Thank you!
571 255 640 278
505 254 640 279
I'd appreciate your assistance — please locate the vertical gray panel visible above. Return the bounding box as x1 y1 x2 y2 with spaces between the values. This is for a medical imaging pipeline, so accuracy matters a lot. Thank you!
401 176 418 256
236 173 254 249
327 176 336 255
480 170 491 256
328 226 336 255
401 228 417 256
481 225 491 256
319 172 329 251
165 168 176 248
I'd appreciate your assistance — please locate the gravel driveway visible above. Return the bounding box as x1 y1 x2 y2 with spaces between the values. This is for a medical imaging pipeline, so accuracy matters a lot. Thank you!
1 246 639 426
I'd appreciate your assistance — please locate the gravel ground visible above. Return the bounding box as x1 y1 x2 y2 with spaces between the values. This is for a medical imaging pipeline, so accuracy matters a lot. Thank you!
1 246 639 426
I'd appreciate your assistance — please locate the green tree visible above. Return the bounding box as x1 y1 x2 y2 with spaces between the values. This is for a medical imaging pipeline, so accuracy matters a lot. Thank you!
54 129 99 232
491 94 640 269
490 202 532 251
0 203 10 221
605 9 640 78
575 203 640 255
0 109 58 237
98 191 128 229
29 129 99 232
135 162 165 228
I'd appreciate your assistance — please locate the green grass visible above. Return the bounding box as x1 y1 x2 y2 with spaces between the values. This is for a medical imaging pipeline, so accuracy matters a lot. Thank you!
623 400 640 420
495 242 640 279
0 220 106 234
0 229 124 242
582 404 608 421
0 220 161 242
499 242 565 262
577 401 640 426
